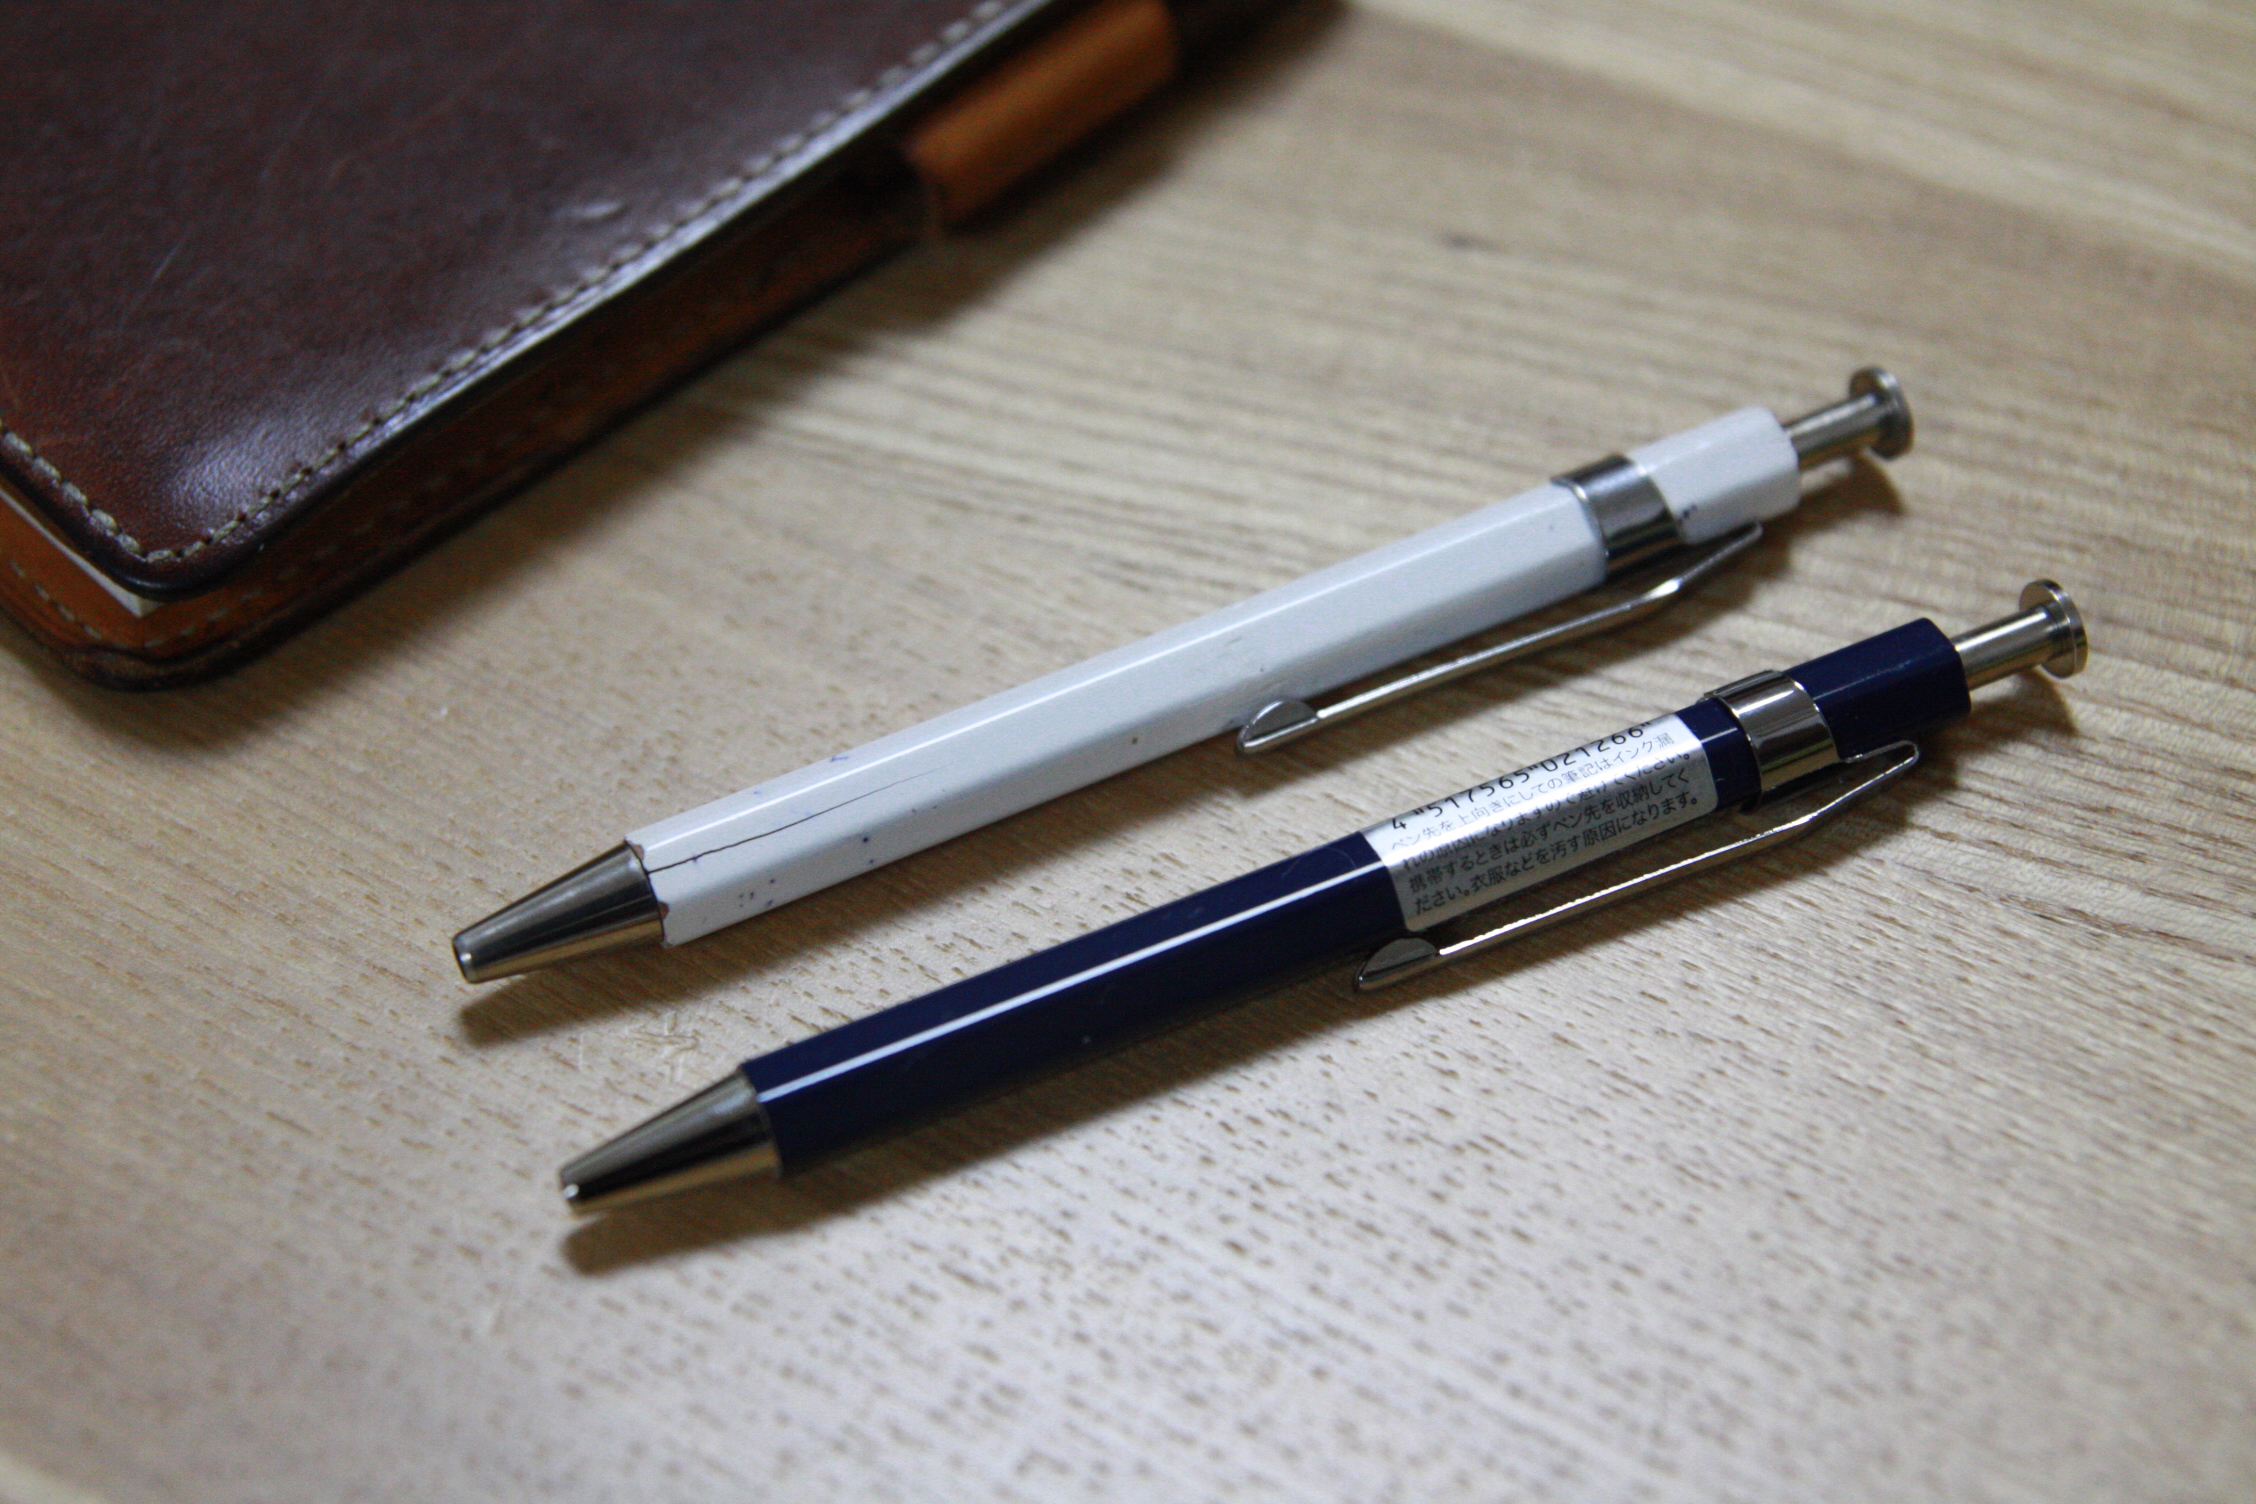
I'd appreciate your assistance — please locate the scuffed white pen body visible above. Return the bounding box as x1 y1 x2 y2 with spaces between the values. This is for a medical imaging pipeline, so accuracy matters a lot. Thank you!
631 407 1800 944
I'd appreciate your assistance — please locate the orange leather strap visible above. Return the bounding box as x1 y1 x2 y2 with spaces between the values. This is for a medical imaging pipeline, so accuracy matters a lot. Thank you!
907 0 1179 225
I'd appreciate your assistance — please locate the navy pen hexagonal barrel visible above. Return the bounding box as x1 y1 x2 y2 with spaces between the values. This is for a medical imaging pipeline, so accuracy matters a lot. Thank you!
742 618 1967 1169
1791 618 1970 758
746 836 1405 1169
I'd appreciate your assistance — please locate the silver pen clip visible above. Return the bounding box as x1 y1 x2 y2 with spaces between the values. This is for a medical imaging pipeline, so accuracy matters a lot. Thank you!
1236 367 1913 757
1353 740 1922 991
1237 523 1765 755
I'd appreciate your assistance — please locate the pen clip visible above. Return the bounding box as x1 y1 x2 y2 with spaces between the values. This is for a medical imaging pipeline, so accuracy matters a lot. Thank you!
1237 523 1765 755
1353 739 1921 991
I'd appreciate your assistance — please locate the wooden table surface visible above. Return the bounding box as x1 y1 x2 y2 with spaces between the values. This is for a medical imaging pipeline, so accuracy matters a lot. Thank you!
4 2 2251 1499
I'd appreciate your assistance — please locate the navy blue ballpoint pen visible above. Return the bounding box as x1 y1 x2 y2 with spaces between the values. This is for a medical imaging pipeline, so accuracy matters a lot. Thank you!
562 582 2087 1211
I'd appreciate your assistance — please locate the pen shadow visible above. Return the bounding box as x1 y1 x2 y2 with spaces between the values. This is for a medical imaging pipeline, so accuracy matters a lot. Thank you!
559 665 2071 1272
4 0 1348 737
456 454 1901 1048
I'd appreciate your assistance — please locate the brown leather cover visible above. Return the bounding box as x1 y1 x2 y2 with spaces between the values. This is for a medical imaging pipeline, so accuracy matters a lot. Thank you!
0 0 1205 686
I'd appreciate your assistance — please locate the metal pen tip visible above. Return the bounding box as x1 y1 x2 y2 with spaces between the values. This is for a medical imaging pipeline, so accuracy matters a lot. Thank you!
559 1073 780 1214
452 844 664 983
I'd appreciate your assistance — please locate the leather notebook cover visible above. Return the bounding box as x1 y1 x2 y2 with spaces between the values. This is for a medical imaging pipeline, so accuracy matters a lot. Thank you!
0 0 1260 687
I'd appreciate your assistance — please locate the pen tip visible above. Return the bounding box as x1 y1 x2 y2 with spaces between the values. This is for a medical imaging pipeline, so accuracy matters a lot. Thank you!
453 844 664 982
557 1073 780 1214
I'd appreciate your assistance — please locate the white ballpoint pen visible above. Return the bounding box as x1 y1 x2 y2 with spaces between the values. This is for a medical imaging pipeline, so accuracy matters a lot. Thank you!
453 369 1910 981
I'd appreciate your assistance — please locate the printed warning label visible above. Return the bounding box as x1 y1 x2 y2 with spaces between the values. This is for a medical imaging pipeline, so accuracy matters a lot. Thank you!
1361 714 1719 930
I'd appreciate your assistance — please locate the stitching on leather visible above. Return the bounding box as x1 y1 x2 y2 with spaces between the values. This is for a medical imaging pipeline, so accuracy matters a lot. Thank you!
0 0 1009 568
17 222 800 658
0 427 152 557
12 400 564 652
7 556 98 634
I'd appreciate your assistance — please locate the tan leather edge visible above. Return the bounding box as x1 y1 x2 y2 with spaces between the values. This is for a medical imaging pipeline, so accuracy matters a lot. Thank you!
907 0 1179 226
0 492 150 650
2 175 917 689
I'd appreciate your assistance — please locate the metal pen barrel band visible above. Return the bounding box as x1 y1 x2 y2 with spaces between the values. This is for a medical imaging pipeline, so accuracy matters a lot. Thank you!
1562 367 1911 574
1554 454 1677 570
1708 671 1839 793
1237 368 1914 754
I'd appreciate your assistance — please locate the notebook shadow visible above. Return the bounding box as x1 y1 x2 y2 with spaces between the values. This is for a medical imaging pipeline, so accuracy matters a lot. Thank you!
558 668 2073 1272
455 454 1900 1048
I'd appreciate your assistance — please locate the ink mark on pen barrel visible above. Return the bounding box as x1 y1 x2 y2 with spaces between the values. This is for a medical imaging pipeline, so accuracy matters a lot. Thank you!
1361 716 1720 930
650 770 940 875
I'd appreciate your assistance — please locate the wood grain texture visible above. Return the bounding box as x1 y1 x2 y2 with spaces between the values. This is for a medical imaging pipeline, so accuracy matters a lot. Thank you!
3 2 2252 1499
